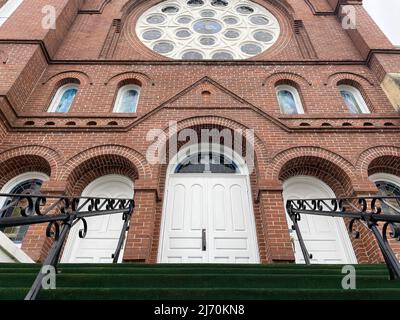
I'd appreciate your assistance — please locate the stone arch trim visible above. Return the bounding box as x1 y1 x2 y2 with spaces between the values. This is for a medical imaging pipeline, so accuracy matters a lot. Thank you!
41 70 93 86
105 71 153 86
357 146 400 179
325 72 376 87
59 144 152 183
0 145 61 182
262 71 313 87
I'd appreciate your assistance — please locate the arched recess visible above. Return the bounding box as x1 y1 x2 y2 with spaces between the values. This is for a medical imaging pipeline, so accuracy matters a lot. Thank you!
0 154 53 189
158 143 260 263
152 116 268 204
60 145 151 195
357 146 400 180
61 174 134 263
150 116 269 262
274 151 371 264
282 176 357 264
268 146 357 194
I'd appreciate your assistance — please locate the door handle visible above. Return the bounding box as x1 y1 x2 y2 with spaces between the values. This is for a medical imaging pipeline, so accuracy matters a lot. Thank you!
202 229 206 251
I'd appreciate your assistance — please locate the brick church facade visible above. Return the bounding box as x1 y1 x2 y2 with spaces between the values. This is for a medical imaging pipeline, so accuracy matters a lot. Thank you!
0 0 399 265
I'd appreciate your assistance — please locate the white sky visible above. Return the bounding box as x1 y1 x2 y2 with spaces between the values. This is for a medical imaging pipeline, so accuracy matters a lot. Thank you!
363 0 400 46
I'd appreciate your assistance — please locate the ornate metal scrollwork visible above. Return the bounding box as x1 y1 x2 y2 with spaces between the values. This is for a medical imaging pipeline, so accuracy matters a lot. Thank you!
286 195 400 280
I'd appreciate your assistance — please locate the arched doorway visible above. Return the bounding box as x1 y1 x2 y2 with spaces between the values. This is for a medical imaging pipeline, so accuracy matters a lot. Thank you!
158 144 259 263
283 176 357 264
61 175 134 263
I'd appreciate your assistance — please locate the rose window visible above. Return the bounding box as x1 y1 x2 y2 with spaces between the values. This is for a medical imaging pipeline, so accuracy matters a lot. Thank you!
136 0 280 60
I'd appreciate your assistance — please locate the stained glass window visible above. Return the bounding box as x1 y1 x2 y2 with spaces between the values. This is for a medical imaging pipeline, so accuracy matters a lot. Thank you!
0 179 43 243
114 85 140 113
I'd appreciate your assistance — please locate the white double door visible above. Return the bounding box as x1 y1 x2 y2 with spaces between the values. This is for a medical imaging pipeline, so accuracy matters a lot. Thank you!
283 176 357 264
159 174 259 264
61 175 133 263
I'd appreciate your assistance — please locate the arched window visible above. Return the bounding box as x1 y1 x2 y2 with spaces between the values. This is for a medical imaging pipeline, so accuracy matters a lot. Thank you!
175 152 239 174
370 173 400 218
48 83 79 113
0 172 48 245
113 85 140 113
0 0 23 26
338 84 370 114
276 85 304 115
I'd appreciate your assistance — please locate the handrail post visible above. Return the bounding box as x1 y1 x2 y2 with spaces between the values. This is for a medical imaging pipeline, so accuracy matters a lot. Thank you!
24 218 73 300
287 202 312 265
369 223 400 280
112 201 134 263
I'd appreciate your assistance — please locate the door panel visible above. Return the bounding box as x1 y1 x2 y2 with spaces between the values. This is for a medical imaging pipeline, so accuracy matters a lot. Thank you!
61 176 133 263
160 174 259 264
283 177 357 264
161 176 207 263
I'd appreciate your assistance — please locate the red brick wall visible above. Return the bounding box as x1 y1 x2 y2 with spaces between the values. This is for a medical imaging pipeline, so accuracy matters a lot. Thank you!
0 0 399 264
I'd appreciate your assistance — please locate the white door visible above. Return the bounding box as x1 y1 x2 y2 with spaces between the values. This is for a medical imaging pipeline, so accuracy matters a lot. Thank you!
283 176 357 264
159 174 259 263
61 175 133 263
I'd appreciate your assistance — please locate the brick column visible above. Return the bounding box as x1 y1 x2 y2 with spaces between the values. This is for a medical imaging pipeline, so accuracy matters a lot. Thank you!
348 183 384 264
123 179 159 262
21 180 67 262
257 180 295 263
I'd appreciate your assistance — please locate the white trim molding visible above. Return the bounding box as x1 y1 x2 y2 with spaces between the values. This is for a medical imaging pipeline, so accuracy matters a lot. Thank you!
276 84 305 115
369 173 400 188
0 0 23 26
338 84 370 114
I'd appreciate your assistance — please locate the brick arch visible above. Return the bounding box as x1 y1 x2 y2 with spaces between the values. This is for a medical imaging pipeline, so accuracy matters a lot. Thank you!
41 70 92 86
105 71 153 86
357 146 400 179
159 116 268 173
268 147 357 196
325 72 376 87
262 72 312 87
60 145 152 187
0 146 60 186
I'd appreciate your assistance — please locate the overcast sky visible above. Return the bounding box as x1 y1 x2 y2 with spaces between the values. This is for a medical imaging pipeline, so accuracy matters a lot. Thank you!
363 0 400 46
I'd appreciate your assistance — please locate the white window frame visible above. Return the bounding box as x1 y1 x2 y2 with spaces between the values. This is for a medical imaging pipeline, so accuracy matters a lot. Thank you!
113 84 141 113
369 173 400 190
338 84 370 114
47 83 79 113
276 84 305 115
0 0 23 26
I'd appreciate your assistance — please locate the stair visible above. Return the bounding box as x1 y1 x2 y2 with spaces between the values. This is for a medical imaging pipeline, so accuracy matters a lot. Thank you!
0 263 399 300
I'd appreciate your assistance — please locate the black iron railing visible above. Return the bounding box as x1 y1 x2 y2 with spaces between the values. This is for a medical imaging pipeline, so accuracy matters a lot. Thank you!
286 196 400 280
0 193 135 300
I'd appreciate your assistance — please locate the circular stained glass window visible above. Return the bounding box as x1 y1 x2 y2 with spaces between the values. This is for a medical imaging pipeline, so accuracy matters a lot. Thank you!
136 0 280 60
